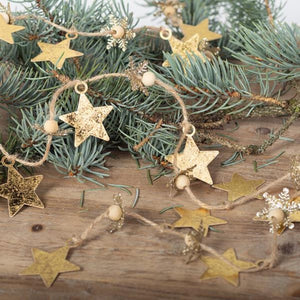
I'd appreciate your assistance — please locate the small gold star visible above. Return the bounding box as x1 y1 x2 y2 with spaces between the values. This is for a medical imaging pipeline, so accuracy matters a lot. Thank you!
200 248 255 286
173 207 227 236
0 166 44 217
163 34 205 67
20 246 80 288
166 137 219 185
31 38 83 69
181 18 222 42
0 15 25 44
59 93 113 147
213 173 265 202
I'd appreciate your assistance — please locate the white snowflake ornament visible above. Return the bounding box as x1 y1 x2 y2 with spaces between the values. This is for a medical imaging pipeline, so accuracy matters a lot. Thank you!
254 188 300 234
103 15 136 52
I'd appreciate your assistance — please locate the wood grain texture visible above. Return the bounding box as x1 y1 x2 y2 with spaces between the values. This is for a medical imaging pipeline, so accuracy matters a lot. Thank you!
0 117 299 300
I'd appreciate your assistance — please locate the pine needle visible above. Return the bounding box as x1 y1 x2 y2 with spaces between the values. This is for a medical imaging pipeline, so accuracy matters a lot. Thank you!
209 226 224 233
160 205 183 214
266 151 285 163
80 190 85 207
134 158 141 168
120 187 132 195
147 169 153 185
132 188 140 208
257 160 279 170
253 160 258 172
227 122 240 132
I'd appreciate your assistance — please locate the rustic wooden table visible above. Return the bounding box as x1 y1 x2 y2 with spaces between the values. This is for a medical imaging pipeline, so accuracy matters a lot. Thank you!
0 117 299 300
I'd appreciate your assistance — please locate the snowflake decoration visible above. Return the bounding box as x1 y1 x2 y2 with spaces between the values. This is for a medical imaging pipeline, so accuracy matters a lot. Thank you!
103 15 136 52
155 0 184 27
256 188 300 233
125 57 150 95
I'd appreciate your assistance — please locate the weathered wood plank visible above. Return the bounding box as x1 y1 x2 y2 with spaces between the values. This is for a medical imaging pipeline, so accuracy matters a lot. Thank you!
0 117 299 299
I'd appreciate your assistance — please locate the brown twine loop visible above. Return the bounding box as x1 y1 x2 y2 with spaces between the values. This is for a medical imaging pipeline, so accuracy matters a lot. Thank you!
65 32 79 40
160 28 172 40
74 81 88 94
1 155 16 167
255 259 265 267
182 122 195 137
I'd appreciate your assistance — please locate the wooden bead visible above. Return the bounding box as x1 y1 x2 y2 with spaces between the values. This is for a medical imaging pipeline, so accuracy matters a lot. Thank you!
0 12 9 24
268 208 285 223
163 6 176 17
44 120 59 134
108 205 122 221
175 175 190 190
112 25 125 39
142 71 156 87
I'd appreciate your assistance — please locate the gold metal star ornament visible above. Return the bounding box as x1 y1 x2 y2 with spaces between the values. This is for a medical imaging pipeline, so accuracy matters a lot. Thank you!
0 15 25 44
166 136 219 185
162 32 206 67
20 245 80 288
173 207 227 236
181 18 222 42
59 83 113 147
31 33 83 69
200 248 256 286
0 157 44 217
213 173 265 202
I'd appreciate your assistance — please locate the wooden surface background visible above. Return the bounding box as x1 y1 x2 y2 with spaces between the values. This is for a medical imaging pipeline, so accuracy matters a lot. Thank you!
0 115 299 300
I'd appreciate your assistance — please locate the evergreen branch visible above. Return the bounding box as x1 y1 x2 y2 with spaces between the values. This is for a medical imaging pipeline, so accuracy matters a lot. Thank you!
230 22 300 80
35 0 54 21
197 106 299 155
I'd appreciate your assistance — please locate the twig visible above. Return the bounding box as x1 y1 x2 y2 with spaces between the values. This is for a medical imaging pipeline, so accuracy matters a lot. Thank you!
133 119 163 151
264 0 274 27
196 108 299 155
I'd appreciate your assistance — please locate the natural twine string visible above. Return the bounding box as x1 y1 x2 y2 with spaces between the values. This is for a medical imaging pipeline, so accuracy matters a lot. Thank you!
0 3 290 281
0 71 191 169
126 211 278 273
67 205 277 273
69 210 108 248
13 14 167 38
185 173 291 210
14 14 114 37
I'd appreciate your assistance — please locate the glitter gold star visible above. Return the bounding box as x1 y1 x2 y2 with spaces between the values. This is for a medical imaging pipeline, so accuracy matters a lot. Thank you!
181 18 222 42
165 137 219 185
0 165 44 217
173 207 227 236
213 173 265 202
0 15 25 44
59 93 113 147
31 38 83 69
20 246 80 288
163 34 206 67
200 248 256 286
